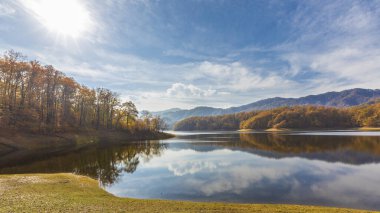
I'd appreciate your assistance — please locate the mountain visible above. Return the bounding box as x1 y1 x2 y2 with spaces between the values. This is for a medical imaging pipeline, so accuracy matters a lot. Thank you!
153 106 225 126
154 88 380 127
151 108 182 115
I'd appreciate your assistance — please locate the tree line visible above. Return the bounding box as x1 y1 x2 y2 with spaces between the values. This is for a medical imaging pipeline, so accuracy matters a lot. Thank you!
0 50 166 133
173 111 257 131
173 102 380 131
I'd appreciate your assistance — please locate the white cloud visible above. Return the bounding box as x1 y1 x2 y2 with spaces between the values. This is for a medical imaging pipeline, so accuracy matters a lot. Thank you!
281 38 380 92
278 1 380 94
333 2 379 33
163 49 210 61
195 61 294 92
0 3 15 17
310 48 380 82
166 83 216 98
3 0 380 112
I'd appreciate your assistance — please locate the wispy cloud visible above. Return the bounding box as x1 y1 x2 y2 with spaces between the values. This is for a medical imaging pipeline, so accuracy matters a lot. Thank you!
277 1 380 93
193 61 295 92
0 2 15 17
2 0 380 111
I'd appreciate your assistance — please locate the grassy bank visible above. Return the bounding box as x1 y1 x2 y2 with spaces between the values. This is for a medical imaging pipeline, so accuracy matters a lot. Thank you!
0 173 375 213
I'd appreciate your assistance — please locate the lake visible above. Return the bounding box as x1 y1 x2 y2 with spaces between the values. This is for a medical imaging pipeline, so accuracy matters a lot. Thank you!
1 130 380 211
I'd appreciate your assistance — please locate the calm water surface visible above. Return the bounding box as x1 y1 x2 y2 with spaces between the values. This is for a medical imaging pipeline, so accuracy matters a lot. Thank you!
1 131 380 210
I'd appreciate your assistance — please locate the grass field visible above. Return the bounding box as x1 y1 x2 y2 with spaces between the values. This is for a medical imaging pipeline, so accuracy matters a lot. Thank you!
0 173 376 213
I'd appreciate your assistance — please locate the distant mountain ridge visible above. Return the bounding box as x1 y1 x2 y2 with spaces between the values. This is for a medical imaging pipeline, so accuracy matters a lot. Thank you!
153 88 380 127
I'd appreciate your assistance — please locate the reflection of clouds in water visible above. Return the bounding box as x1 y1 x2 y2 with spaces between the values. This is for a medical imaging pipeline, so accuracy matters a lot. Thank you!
195 166 291 196
141 148 380 198
109 147 380 209
141 149 234 170
167 156 234 176
143 149 293 195
168 161 218 176
309 163 380 205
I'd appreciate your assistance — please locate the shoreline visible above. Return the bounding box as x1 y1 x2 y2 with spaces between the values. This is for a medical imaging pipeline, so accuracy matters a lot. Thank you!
238 127 380 132
0 130 174 168
0 173 375 212
0 129 174 150
357 127 380 131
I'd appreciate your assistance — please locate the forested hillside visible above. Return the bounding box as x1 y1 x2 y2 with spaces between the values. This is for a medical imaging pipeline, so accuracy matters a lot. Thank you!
173 111 257 131
156 88 380 126
0 50 165 133
173 102 380 131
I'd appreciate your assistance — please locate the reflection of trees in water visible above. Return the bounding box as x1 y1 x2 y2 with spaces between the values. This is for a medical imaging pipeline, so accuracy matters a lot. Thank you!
70 141 168 186
76 141 168 186
239 133 380 155
181 133 380 164
0 141 167 186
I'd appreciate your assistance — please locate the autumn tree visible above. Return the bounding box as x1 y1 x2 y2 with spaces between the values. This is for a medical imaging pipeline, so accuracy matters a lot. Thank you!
115 101 138 129
0 50 163 134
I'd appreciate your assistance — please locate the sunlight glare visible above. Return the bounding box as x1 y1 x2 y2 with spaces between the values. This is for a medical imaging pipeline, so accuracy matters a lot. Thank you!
22 0 92 38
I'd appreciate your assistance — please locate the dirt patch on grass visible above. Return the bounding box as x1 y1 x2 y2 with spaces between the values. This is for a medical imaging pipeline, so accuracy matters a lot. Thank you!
0 179 10 196
0 175 51 192
14 175 51 184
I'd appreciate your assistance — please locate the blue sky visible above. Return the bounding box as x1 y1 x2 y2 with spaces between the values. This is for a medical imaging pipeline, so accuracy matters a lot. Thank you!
1 0 380 111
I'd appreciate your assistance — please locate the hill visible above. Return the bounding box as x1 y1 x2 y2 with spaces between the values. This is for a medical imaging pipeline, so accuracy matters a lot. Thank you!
155 88 380 127
173 102 380 131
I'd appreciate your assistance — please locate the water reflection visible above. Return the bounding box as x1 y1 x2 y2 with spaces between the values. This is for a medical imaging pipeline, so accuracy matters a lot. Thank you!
0 141 166 186
238 133 380 164
170 132 380 164
1 131 380 210
110 147 380 210
240 133 380 154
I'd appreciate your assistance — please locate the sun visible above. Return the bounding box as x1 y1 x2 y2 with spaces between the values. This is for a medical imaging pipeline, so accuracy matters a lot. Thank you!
21 0 92 38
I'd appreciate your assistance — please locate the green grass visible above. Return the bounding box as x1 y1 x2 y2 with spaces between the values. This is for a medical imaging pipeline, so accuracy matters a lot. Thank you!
0 173 376 213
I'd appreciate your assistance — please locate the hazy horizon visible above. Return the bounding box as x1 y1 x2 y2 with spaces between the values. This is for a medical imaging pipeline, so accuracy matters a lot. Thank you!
1 0 380 111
